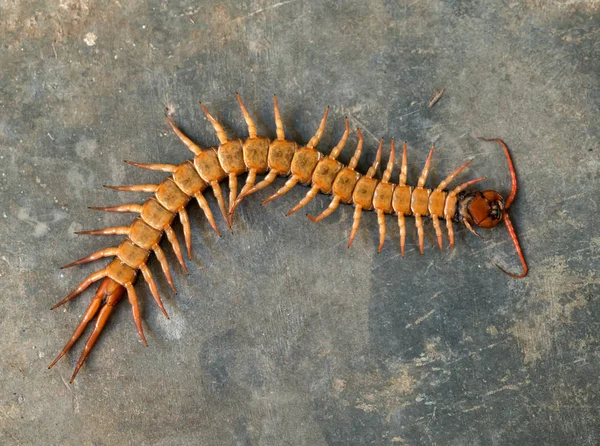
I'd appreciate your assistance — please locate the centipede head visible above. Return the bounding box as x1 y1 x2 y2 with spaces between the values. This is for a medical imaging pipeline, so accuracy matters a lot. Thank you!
458 190 505 229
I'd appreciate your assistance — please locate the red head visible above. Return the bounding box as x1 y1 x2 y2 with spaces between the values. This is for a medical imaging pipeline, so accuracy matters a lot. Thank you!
460 138 528 278
458 190 505 229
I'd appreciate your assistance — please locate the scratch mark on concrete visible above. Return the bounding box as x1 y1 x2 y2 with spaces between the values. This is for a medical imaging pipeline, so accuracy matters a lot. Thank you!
235 0 300 22
485 384 519 396
405 309 435 329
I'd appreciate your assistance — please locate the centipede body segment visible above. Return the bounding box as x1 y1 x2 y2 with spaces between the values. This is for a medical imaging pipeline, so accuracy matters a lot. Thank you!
50 95 528 382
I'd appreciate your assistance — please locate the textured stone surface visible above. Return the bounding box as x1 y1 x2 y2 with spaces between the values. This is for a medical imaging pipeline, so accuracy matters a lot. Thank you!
1 1 599 444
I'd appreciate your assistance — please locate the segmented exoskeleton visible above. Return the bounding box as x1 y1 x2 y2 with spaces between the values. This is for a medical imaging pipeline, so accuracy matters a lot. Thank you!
50 95 528 382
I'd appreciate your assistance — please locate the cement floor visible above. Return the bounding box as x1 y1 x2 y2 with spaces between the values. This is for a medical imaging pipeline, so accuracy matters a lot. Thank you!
1 1 599 445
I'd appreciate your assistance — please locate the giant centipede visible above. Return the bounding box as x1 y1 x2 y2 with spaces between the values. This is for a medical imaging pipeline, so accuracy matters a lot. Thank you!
49 94 528 382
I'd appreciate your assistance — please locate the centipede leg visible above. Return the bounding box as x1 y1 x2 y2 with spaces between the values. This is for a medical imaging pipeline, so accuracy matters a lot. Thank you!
61 247 118 269
124 283 147 346
286 185 319 217
178 208 192 259
164 226 188 274
307 196 341 222
48 278 110 370
432 215 443 250
377 209 387 253
75 226 129 236
348 205 363 248
237 170 277 205
228 173 238 220
153 245 176 293
68 283 125 382
89 204 143 213
263 176 299 205
236 170 257 205
446 218 455 248
139 264 169 318
103 184 158 193
211 181 231 231
195 192 221 237
398 213 406 257
125 160 177 173
415 214 425 254
51 269 108 309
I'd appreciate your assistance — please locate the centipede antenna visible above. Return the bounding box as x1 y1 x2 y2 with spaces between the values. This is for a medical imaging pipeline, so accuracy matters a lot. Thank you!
494 214 528 278
478 138 518 209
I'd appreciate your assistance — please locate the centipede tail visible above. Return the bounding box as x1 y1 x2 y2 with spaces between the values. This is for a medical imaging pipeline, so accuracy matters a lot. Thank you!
51 95 528 381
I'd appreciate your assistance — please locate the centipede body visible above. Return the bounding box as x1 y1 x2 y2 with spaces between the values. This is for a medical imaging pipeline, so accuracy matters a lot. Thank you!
50 94 527 382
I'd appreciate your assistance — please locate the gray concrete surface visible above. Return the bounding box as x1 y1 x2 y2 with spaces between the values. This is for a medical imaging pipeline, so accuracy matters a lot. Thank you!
1 1 599 445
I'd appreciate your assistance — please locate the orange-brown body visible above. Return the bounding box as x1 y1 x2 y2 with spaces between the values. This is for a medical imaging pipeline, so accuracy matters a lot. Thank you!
50 95 527 382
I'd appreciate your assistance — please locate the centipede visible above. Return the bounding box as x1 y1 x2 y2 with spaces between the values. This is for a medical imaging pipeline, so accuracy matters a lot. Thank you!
49 94 528 382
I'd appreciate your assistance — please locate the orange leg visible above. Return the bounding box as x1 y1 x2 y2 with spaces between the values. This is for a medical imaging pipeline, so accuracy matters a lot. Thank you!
273 95 286 140
75 226 129 236
307 108 329 148
51 269 107 309
237 93 258 138
348 205 363 248
377 209 386 253
125 160 177 173
139 263 169 318
124 283 147 346
153 245 176 293
104 184 158 193
417 146 435 187
398 213 406 257
399 142 408 186
329 118 350 159
435 160 472 191
286 185 319 216
263 176 299 205
166 116 202 155
307 196 341 222
211 181 231 231
195 192 221 237
432 214 443 250
348 129 364 170
200 103 228 144
228 173 238 220
238 170 277 204
68 282 125 382
61 247 118 269
415 214 425 254
179 208 192 259
232 169 258 215
446 218 455 248
48 278 110 370
164 226 188 274
89 204 143 213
